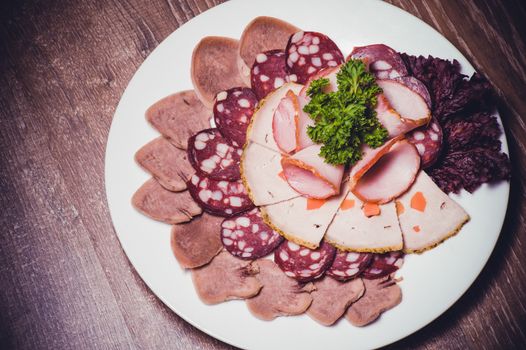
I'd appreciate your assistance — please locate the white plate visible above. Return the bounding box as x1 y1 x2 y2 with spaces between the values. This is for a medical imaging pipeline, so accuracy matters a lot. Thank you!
105 1 510 349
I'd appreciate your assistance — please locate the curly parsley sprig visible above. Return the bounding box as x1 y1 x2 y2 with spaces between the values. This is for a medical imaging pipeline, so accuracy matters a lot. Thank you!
304 59 387 165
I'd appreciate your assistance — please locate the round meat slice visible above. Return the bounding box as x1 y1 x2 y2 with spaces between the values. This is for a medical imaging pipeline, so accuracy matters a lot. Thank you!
213 87 258 146
349 44 408 79
285 31 344 84
187 128 242 181
394 76 432 108
407 118 443 168
361 251 404 279
327 251 373 281
274 240 336 282
221 208 284 259
251 50 289 100
187 174 254 217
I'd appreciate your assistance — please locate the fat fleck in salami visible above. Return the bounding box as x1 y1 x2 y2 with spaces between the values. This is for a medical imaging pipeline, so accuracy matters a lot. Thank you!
187 174 254 217
213 87 258 146
187 128 242 180
327 251 372 281
274 240 336 282
285 31 344 84
407 118 443 168
251 50 289 100
361 251 404 279
349 44 408 80
221 208 284 259
394 76 432 108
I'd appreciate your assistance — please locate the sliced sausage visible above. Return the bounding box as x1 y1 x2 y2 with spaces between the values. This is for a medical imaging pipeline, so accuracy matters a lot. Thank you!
349 44 408 79
251 49 289 100
361 251 404 279
394 76 432 108
407 118 443 169
327 251 373 281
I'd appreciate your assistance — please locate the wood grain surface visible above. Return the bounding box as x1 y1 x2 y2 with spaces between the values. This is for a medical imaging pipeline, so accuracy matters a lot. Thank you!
0 0 525 349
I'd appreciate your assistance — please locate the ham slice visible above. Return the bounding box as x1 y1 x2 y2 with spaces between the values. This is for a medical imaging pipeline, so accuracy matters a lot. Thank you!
248 83 303 153
132 178 202 224
353 140 420 204
325 191 403 252
135 137 194 192
170 213 223 268
241 141 300 205
307 277 365 326
191 251 262 305
345 277 402 326
246 259 314 320
375 80 431 137
261 187 348 249
281 144 345 199
397 171 470 253
272 90 300 153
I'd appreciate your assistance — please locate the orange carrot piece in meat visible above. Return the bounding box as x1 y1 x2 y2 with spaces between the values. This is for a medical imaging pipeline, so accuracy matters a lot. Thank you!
340 199 355 210
363 202 381 217
410 191 427 212
307 198 327 210
395 200 405 215
413 225 421 232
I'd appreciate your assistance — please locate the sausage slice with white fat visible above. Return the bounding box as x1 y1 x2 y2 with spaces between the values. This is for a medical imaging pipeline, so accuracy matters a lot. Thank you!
146 90 211 150
132 178 202 224
191 251 262 305
307 277 365 326
171 213 223 269
246 259 314 321
397 171 470 253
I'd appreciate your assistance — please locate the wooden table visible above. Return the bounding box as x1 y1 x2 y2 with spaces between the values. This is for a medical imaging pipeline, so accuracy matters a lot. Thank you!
1 0 525 348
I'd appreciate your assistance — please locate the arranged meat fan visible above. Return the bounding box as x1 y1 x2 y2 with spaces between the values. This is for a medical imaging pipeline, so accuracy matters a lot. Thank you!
131 16 509 328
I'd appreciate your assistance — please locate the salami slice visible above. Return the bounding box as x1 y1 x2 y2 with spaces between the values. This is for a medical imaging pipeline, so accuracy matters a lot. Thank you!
251 50 289 100
285 31 344 84
407 118 443 168
327 251 373 281
274 240 336 282
361 251 404 279
394 76 432 108
221 208 284 259
349 44 408 80
213 87 258 146
187 174 254 217
187 128 242 181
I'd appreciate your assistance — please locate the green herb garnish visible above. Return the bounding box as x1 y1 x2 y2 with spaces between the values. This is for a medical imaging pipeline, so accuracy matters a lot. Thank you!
304 59 387 165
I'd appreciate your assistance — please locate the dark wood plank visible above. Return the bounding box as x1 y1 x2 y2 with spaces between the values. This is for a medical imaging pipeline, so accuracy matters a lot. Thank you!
0 0 524 349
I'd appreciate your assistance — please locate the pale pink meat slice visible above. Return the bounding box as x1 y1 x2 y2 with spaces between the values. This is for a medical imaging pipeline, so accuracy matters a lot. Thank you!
246 259 314 320
353 140 420 204
307 277 365 326
281 144 344 199
191 251 262 305
272 90 299 153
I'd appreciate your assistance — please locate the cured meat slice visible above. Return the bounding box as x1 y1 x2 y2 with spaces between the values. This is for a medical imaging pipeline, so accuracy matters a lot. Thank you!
248 83 303 153
274 240 336 282
146 90 211 149
353 140 420 204
135 137 194 192
375 80 431 137
213 87 258 146
261 187 348 248
361 252 404 279
397 171 469 253
251 49 289 99
407 118 443 169
345 276 402 326
240 142 300 206
394 76 432 108
307 277 365 326
238 16 299 86
187 128 242 180
191 251 262 305
187 174 254 217
272 90 300 153
170 213 223 269
192 36 247 108
246 259 314 320
132 178 202 224
325 191 403 253
281 144 345 199
349 44 408 79
221 208 284 259
286 31 344 84
326 251 373 281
